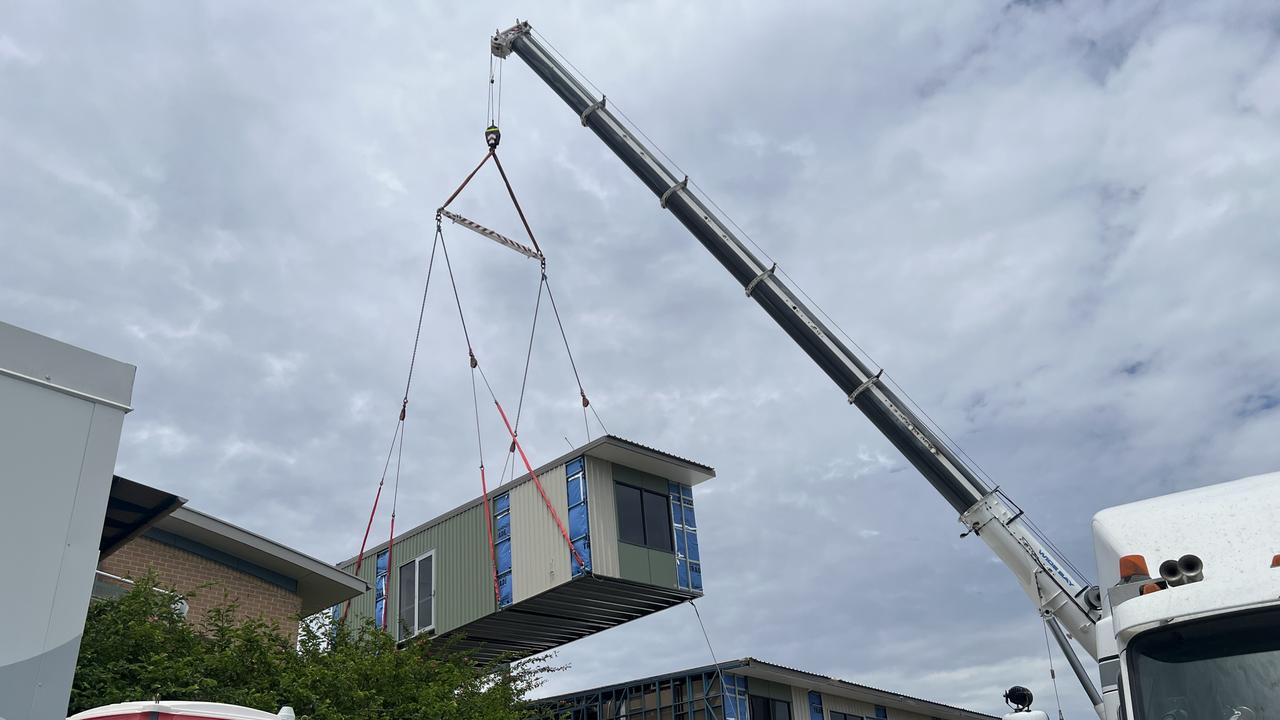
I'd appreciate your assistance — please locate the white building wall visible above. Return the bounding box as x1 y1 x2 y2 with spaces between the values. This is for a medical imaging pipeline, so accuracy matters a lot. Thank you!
0 322 134 720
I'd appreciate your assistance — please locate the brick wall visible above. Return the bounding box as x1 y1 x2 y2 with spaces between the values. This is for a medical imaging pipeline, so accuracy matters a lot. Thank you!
98 536 302 641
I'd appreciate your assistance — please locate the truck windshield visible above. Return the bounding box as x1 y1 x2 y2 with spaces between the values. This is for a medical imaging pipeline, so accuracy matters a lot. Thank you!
1129 608 1280 720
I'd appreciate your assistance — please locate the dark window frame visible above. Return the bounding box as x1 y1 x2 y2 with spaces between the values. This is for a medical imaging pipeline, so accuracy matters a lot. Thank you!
751 695 793 720
614 481 674 552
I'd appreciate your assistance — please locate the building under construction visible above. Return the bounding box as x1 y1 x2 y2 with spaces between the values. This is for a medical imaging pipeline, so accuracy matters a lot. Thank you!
337 435 713 663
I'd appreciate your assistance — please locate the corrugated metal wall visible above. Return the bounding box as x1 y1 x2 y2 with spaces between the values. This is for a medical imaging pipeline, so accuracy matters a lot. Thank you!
791 685 810 717
511 462 571 603
388 502 494 634
586 456 620 578
339 503 494 637
821 691 930 720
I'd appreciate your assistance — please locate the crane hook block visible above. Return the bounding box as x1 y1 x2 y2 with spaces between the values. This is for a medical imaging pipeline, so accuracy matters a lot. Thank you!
486 125 501 149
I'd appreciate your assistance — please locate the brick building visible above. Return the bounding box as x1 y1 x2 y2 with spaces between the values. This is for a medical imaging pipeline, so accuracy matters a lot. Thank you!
95 487 365 640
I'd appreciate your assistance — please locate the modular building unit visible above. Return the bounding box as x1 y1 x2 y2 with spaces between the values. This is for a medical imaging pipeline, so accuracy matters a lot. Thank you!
338 435 714 662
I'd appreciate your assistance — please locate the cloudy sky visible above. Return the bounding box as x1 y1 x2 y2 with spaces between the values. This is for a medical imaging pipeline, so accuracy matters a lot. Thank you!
4 1 1280 716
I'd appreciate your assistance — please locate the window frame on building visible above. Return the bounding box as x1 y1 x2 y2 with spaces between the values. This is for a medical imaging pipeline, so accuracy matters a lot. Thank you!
396 549 435 640
615 481 674 552
750 695 794 720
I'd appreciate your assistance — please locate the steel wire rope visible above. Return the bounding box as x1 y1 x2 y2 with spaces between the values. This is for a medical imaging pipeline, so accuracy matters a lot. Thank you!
486 118 608 441
440 142 608 473
384 415 408 630
609 52 1094 584
535 30 972 456
402 230 441 406
487 54 496 127
536 26 1012 493
1023 515 1091 584
690 600 725 720
470 367 487 491
343 228 440 622
341 417 403 622
439 219 513 605
381 227 441 629
469 339 504 607
712 191 1090 580
499 438 515 485
544 273 607 441
533 23 1103 674
497 53 504 126
439 220 587 571
503 274 545 484
1041 618 1067 720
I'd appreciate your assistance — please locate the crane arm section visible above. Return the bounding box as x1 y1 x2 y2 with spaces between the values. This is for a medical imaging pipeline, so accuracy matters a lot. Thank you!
493 22 1102 662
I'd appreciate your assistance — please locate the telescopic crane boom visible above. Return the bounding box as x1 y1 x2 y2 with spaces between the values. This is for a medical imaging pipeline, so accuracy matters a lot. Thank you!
493 21 1105 715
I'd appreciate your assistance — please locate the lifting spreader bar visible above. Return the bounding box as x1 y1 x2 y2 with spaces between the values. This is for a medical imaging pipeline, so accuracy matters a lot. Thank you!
438 208 545 262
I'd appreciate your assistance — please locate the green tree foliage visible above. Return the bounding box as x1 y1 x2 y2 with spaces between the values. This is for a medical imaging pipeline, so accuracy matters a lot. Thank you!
71 575 556 719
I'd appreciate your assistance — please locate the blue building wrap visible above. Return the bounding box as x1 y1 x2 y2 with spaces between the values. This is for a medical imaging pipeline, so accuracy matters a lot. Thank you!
670 481 702 591
809 690 826 720
723 674 750 720
494 492 513 607
566 457 591 576
374 548 388 629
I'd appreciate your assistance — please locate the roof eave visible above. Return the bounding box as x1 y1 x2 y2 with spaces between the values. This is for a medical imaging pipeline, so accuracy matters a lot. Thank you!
158 507 367 615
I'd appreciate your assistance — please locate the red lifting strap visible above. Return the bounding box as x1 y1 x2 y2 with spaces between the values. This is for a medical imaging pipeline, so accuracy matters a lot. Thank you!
384 511 396 630
341 480 385 621
493 398 588 572
478 464 503 608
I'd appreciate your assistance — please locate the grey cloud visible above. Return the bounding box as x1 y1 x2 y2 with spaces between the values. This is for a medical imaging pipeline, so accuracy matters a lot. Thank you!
4 2 1279 718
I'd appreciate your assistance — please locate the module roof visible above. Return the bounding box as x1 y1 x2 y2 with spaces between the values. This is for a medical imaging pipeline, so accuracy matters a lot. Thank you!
340 434 715 566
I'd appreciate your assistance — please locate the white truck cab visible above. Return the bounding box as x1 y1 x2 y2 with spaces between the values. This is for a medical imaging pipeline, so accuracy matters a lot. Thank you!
1092 473 1280 720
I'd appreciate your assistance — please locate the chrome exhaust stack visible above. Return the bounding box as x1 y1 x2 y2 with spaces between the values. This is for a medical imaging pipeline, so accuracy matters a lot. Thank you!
1160 558 1186 586
1158 554 1203 587
1178 554 1204 584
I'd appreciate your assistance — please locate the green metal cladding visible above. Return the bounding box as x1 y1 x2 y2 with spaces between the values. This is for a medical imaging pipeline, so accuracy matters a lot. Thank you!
336 436 714 657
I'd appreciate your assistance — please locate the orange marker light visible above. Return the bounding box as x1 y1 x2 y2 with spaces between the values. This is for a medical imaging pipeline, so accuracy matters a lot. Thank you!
1140 582 1163 596
1271 554 1280 568
1120 554 1150 582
